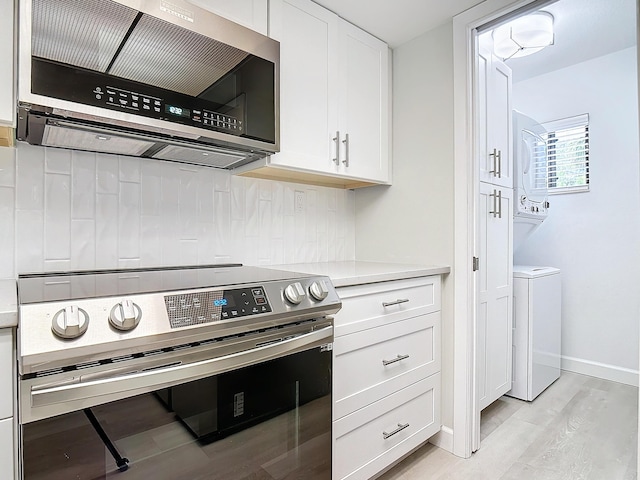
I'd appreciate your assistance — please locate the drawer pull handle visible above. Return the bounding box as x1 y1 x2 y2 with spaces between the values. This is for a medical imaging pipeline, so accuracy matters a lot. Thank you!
382 298 409 307
383 422 410 439
382 354 410 366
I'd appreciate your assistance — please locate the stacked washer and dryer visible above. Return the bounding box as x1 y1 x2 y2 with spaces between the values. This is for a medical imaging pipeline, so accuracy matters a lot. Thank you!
508 111 562 401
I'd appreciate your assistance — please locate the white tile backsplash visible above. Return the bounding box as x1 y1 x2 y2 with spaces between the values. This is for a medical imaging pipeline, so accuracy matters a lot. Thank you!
3 144 356 278
0 187 14 276
44 173 71 260
71 151 96 220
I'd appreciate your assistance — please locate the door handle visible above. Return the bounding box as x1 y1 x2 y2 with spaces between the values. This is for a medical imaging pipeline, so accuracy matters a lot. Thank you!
332 131 340 165
489 189 502 218
342 133 350 167
489 149 502 178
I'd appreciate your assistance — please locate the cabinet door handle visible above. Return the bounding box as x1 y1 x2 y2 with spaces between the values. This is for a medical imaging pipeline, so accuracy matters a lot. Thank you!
383 422 410 439
342 133 350 167
382 354 410 366
382 298 409 307
489 148 502 178
489 189 502 218
332 131 340 165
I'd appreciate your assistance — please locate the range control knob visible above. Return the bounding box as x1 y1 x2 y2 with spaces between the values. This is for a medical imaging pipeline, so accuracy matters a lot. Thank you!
309 280 329 301
109 299 142 331
52 305 89 339
284 282 306 305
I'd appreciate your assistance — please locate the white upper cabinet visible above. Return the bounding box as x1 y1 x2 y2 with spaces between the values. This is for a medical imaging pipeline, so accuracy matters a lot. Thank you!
187 0 268 34
337 20 389 183
0 0 14 126
269 0 340 175
478 43 512 188
235 0 391 188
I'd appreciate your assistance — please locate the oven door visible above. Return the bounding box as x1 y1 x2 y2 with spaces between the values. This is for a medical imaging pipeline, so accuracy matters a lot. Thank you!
19 320 332 479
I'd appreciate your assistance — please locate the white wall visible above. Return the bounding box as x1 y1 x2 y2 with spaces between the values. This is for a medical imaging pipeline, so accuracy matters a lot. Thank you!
0 143 356 279
513 46 640 384
354 22 456 429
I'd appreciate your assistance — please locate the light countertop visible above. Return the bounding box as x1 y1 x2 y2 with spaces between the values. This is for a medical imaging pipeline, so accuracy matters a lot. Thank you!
273 261 450 288
0 280 17 328
0 262 450 327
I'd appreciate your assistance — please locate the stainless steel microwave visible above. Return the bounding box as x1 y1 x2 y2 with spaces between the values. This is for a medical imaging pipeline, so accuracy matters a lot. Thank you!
17 0 280 169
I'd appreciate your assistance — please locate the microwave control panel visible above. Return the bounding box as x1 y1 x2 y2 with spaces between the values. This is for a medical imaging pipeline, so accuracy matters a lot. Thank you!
164 287 272 329
30 58 246 137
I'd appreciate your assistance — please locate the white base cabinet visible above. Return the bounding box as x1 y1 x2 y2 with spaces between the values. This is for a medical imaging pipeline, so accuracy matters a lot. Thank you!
0 417 14 480
0 329 14 480
332 276 442 480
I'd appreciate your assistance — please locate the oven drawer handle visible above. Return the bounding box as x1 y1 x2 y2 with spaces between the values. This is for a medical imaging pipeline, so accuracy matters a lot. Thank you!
383 422 410 439
29 325 333 409
382 298 409 307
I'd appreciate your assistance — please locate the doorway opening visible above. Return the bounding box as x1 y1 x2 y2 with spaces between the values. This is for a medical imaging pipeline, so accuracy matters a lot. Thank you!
470 0 639 458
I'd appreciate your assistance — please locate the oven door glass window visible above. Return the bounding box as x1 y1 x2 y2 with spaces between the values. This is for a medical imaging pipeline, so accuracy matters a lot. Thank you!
21 348 331 479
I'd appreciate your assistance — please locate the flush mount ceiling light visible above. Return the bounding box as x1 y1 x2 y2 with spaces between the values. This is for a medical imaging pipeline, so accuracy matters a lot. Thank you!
492 11 554 61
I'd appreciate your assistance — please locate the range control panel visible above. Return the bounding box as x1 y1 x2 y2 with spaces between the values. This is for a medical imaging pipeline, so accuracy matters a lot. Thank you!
164 287 271 329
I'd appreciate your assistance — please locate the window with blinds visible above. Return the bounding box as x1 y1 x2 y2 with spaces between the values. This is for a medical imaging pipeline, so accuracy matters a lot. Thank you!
541 114 590 194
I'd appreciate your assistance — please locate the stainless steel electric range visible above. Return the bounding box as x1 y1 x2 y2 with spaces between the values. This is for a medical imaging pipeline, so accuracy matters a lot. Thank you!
16 264 340 479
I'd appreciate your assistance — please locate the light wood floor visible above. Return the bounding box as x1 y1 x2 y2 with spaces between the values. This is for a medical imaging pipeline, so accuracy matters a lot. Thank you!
378 372 638 480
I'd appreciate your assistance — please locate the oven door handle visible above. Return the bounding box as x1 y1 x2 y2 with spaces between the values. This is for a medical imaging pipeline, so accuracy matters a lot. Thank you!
29 325 333 410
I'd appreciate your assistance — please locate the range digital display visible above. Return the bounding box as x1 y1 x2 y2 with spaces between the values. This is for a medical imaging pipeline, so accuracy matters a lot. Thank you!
213 296 236 308
165 287 271 329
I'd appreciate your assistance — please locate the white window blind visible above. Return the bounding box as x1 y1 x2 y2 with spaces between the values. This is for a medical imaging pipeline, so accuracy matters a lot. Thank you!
541 113 589 194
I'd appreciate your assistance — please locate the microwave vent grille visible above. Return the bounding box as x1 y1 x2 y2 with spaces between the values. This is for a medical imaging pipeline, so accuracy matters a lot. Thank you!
152 144 247 168
42 123 155 156
108 14 249 97
32 0 137 72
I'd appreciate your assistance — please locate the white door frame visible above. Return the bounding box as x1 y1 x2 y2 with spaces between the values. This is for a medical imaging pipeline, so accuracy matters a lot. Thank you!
451 0 543 458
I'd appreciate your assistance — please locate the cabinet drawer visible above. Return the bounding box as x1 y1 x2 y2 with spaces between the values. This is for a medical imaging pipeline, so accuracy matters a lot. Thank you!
334 312 440 419
333 374 441 480
334 276 440 337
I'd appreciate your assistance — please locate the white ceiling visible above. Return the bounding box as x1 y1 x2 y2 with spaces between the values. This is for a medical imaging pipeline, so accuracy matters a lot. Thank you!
314 0 637 82
312 0 484 47
491 0 637 82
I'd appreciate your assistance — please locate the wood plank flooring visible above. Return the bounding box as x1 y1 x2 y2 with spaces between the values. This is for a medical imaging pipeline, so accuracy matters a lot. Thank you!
377 372 638 480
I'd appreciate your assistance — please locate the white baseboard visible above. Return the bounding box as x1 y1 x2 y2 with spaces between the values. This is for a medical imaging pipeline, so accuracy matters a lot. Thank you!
428 425 454 453
561 355 639 387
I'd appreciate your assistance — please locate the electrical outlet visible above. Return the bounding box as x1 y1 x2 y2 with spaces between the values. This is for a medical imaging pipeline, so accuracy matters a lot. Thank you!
295 190 305 213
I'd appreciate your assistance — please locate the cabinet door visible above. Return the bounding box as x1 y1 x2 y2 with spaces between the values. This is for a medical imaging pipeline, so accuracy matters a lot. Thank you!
477 183 513 410
0 417 14 480
0 0 13 126
337 20 390 183
268 0 340 174
478 44 512 188
0 329 13 419
187 0 268 35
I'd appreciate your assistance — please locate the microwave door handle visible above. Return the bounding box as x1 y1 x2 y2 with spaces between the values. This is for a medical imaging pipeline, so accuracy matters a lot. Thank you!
29 326 333 410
